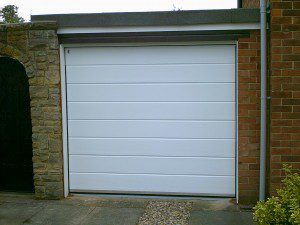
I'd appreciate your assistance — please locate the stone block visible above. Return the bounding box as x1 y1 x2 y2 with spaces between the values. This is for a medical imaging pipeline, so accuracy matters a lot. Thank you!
29 86 48 99
45 69 60 84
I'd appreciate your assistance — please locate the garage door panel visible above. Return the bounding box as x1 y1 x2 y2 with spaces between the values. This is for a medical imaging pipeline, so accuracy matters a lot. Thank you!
67 83 235 102
69 173 235 196
69 156 235 176
65 45 235 65
68 121 235 139
69 138 235 157
66 44 236 196
67 102 235 120
66 64 235 84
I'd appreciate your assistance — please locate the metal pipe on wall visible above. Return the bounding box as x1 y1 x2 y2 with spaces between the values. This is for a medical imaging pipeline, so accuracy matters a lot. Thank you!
259 0 267 201
238 0 243 8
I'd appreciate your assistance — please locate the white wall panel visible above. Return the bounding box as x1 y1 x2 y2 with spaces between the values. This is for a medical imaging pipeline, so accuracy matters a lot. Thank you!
66 64 235 83
67 102 235 120
68 120 235 139
65 45 235 65
69 173 235 196
69 138 235 157
67 83 235 102
69 156 235 176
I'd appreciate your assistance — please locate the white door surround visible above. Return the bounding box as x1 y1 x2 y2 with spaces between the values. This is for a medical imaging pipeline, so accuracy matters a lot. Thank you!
60 42 237 198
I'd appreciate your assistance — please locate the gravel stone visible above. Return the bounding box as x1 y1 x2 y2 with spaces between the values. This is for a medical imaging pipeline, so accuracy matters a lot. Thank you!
138 201 192 225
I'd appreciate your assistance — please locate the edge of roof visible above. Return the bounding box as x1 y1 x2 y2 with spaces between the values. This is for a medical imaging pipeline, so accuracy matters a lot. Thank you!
31 8 260 28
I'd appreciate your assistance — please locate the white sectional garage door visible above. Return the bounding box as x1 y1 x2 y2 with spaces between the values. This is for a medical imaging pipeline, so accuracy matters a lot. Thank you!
65 44 236 196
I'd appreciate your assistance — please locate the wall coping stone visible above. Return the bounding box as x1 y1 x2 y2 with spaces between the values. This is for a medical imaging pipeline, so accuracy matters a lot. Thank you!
0 22 58 31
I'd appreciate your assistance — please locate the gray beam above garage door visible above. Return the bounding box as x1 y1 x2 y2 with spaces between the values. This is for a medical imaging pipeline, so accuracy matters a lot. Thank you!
31 9 259 28
58 30 250 44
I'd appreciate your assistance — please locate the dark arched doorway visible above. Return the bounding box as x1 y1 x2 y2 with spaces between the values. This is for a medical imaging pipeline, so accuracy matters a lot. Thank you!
0 57 34 192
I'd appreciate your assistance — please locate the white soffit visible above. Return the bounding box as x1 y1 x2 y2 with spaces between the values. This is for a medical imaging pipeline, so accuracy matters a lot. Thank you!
58 23 260 34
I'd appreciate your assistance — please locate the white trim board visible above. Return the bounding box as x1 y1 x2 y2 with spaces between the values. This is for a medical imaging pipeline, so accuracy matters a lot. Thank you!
60 42 239 200
60 45 69 198
62 41 236 48
58 23 260 34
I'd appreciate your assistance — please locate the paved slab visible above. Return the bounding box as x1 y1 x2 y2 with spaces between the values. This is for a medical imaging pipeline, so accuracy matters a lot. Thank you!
26 204 95 225
189 210 254 225
0 202 44 225
80 207 144 225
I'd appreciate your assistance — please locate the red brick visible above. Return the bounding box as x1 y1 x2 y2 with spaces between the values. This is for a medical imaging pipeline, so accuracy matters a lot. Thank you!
282 70 300 76
292 120 300 126
271 91 292 98
282 9 300 16
271 17 292 24
281 155 300 162
239 49 258 56
283 25 300 32
295 62 300 69
239 177 249 184
282 99 300 105
282 54 300 61
282 113 300 119
294 92 300 98
282 39 300 46
271 39 282 47
272 105 293 112
271 61 293 69
272 119 293 126
272 2 293 9
294 2 300 9
271 24 282 32
239 157 258 164
272 9 282 17
271 148 292 155
272 46 293 54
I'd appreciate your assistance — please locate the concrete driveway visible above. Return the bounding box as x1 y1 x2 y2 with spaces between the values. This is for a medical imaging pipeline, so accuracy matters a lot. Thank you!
0 193 254 225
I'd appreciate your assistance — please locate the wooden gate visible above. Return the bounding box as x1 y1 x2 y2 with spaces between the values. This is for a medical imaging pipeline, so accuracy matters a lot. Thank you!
0 57 34 192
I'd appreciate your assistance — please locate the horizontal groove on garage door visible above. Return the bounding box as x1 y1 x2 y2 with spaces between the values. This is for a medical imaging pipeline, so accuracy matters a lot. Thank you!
69 174 235 196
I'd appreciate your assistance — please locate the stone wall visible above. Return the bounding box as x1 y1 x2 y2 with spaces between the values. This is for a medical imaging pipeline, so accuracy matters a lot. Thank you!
0 22 64 199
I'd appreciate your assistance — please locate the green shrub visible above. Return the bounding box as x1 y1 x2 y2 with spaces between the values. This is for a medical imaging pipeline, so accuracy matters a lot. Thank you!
253 164 300 225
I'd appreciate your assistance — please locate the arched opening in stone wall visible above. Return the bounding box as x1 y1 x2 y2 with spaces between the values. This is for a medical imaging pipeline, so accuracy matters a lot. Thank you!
0 56 34 192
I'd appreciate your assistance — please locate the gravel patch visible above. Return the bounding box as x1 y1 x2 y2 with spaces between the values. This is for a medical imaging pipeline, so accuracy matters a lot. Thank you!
138 201 192 225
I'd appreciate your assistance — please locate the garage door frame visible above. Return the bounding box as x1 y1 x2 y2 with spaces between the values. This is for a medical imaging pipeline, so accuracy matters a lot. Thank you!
60 41 239 199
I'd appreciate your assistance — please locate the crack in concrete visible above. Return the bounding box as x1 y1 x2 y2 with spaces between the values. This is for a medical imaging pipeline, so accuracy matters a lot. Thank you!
77 206 97 225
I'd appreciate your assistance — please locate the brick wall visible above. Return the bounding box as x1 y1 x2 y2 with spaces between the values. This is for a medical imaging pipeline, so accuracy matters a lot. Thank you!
243 0 260 8
0 23 64 199
269 0 300 195
241 0 300 202
238 31 261 204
